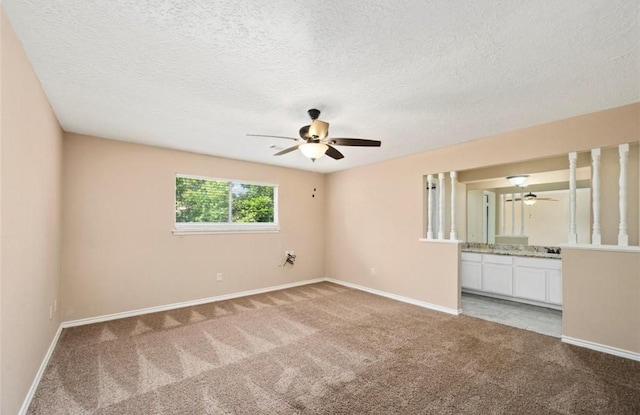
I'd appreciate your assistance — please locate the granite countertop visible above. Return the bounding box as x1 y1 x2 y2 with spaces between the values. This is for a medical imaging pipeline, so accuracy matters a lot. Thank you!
461 243 561 259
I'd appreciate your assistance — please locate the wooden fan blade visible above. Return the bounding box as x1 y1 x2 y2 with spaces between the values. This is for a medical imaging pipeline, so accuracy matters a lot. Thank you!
274 145 300 156
247 134 299 141
325 145 344 160
329 138 381 147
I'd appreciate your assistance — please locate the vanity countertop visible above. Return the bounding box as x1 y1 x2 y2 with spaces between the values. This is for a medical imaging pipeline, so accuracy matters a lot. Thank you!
461 243 561 259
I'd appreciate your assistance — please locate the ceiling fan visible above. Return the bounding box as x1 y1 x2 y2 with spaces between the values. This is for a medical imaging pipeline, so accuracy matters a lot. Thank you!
247 109 381 161
509 192 558 206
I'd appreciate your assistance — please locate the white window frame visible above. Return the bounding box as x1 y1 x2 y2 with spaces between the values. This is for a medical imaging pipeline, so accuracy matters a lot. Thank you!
173 174 279 234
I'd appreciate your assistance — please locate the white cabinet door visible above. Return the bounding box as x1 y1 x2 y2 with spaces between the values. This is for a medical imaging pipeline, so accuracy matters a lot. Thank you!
547 269 563 305
462 253 562 308
461 261 482 289
514 267 547 302
482 263 513 295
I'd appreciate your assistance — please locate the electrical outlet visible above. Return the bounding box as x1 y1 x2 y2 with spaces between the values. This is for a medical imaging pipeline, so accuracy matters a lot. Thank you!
49 306 53 320
290 250 295 256
216 272 222 282
370 268 376 275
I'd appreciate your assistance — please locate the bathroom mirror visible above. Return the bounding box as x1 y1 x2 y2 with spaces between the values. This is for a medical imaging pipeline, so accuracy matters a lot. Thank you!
461 159 592 246
445 144 639 247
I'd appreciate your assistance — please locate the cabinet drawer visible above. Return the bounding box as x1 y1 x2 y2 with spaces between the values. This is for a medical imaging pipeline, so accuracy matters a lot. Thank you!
483 254 513 265
514 256 561 270
461 252 482 262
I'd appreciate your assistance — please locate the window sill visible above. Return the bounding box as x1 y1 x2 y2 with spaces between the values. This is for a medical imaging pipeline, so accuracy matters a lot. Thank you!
173 227 280 236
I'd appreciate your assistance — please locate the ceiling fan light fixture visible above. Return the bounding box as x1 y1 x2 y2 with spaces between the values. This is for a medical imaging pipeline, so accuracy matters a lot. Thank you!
299 142 328 161
507 175 529 187
249 109 381 162
523 192 537 206
308 119 329 139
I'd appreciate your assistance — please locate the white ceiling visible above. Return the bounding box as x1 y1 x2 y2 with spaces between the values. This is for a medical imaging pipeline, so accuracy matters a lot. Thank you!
4 1 639 173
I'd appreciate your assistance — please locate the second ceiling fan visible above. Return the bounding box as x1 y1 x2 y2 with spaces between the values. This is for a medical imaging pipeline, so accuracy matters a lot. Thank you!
247 109 381 161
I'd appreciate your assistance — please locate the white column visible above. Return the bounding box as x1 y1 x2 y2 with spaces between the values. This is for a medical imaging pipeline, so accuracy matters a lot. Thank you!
450 171 457 240
568 152 578 243
618 143 629 246
510 193 515 235
438 172 445 240
426 174 434 240
591 148 601 245
501 194 506 235
520 192 525 236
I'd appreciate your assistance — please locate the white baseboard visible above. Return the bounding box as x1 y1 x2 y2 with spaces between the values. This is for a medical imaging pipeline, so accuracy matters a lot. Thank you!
562 335 640 361
18 323 64 415
325 278 460 315
62 278 326 328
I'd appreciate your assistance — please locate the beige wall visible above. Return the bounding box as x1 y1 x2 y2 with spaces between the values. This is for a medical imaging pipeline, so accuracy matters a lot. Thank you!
562 248 639 353
62 134 326 320
326 103 639 351
1 9 64 415
325 154 462 311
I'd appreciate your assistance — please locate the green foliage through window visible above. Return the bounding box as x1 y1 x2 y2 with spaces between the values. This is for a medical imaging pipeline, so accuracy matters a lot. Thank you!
176 176 276 224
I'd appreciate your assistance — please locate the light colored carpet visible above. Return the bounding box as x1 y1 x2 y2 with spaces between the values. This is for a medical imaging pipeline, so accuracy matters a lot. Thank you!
28 282 640 414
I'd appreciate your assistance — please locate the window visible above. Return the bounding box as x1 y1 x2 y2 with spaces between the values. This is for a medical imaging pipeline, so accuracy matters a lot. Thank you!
174 174 278 233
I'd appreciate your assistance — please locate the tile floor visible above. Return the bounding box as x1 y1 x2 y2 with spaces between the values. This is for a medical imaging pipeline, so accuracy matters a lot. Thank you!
461 292 562 338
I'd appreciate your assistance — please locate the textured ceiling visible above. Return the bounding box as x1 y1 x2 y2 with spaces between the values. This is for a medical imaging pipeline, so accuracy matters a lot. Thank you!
4 0 639 173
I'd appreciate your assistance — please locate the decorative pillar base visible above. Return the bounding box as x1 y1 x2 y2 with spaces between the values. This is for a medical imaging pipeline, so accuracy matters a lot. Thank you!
618 234 629 246
591 234 601 245
426 232 433 240
568 233 577 244
449 232 457 240
437 232 445 240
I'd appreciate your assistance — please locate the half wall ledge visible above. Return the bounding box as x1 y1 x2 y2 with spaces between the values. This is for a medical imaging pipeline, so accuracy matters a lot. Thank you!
559 244 640 253
418 239 464 244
